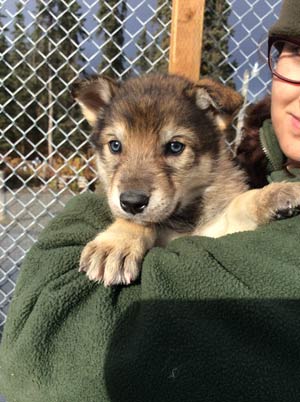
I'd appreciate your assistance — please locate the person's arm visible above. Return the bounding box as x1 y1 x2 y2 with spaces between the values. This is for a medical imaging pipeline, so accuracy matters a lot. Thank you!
1 192 300 402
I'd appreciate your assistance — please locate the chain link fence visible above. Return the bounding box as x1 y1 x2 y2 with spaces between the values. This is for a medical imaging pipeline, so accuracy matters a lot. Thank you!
0 0 282 337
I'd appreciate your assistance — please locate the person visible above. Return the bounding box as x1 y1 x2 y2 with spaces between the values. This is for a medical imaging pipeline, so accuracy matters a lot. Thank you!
237 0 300 188
1 1 300 402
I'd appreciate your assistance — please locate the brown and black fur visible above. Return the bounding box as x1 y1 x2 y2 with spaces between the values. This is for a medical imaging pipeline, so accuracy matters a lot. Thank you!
73 74 300 286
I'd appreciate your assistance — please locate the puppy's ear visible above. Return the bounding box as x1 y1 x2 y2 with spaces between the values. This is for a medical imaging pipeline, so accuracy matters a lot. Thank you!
192 78 243 115
72 75 119 127
188 78 243 133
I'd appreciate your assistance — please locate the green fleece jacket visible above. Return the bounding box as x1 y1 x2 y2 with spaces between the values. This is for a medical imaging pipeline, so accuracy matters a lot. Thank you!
1 191 300 402
260 119 300 182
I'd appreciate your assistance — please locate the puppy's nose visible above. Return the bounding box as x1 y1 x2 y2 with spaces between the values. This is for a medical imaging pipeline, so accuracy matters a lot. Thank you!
120 191 149 215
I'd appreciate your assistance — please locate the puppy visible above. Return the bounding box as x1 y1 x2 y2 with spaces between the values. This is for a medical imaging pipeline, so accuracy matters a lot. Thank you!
73 74 300 286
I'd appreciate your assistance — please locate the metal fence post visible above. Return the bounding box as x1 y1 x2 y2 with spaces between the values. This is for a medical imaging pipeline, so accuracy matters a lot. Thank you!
0 171 7 224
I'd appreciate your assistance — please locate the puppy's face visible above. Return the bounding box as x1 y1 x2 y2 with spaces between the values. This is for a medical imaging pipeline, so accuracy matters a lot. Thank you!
73 74 242 224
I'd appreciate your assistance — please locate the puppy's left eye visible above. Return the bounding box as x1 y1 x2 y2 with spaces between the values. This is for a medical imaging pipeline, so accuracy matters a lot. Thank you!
109 140 122 154
165 141 185 155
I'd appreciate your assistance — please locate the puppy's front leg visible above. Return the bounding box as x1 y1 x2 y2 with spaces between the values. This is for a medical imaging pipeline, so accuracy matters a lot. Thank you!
196 182 300 238
80 219 157 286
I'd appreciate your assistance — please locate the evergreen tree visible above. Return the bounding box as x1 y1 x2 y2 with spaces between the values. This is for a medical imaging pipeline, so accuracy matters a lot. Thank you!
0 12 12 154
136 0 171 74
31 0 87 158
136 0 235 84
97 0 127 77
150 0 171 73
0 13 9 72
136 28 152 73
201 0 236 85
8 2 34 157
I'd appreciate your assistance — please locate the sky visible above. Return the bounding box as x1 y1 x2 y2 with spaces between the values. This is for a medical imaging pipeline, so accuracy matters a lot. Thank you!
1 0 282 101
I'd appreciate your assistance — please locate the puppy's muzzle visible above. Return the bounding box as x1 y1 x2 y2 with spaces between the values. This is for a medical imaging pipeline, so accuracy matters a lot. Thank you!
120 190 149 215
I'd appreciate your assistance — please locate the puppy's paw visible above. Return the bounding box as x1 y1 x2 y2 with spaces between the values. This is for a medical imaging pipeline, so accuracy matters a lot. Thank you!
80 232 145 286
274 204 300 220
79 221 156 286
255 182 300 224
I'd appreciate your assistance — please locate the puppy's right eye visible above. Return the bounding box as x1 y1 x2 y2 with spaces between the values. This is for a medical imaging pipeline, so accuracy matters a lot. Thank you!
165 141 185 156
109 140 122 154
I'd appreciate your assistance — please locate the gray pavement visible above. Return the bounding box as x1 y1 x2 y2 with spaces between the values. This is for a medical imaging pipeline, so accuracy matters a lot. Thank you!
0 187 74 336
0 187 78 402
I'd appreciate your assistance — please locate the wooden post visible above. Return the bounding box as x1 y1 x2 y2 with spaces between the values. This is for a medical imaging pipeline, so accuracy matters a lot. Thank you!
169 0 206 81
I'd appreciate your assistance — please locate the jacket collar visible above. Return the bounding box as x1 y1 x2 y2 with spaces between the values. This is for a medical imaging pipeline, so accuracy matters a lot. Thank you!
259 119 300 182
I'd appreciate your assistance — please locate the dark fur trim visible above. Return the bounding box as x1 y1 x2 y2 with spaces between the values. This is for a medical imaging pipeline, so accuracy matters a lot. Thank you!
235 96 271 188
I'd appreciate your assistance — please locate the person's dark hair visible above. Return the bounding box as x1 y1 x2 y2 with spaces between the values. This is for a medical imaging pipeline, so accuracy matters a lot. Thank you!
235 96 271 188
